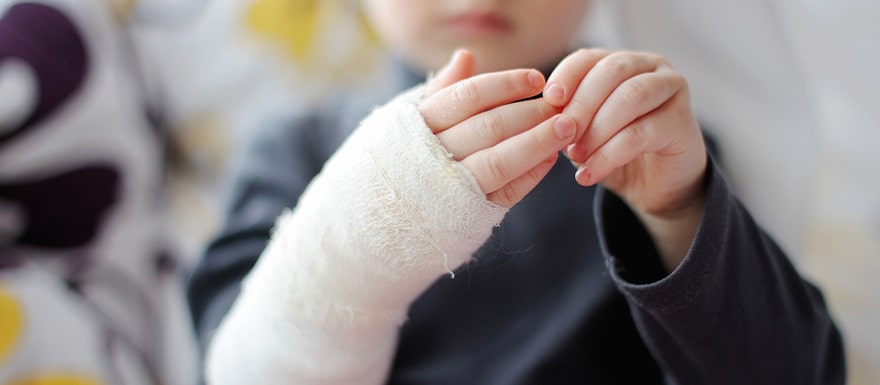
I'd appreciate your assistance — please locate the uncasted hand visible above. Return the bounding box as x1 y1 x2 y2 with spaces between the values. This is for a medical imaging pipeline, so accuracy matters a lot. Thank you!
544 49 707 218
544 49 709 270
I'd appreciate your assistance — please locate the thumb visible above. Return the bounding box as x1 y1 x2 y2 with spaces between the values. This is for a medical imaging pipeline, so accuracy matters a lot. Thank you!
424 49 475 97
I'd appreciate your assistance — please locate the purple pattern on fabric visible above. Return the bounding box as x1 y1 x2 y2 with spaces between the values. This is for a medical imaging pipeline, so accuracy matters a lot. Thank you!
0 2 89 148
0 165 120 249
0 251 23 268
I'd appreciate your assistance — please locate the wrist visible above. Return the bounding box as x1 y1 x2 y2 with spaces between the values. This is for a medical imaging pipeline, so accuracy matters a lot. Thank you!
240 86 509 330
633 181 707 272
248 211 444 332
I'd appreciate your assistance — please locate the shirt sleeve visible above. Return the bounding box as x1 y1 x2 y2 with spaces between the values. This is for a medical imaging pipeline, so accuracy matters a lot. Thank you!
595 155 846 384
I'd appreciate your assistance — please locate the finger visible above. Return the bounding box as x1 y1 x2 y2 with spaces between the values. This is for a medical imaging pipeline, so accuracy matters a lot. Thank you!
567 69 683 164
420 69 545 133
436 98 559 160
487 153 558 207
463 114 575 194
424 49 476 98
574 99 680 187
543 48 610 107
561 52 661 147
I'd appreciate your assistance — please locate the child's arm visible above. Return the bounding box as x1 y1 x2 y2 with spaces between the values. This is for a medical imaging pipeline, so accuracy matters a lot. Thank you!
544 49 707 272
593 157 845 384
544 49 844 383
204 51 572 385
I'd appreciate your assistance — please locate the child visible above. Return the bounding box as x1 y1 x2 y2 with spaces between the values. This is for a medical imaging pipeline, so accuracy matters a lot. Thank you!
188 1 845 383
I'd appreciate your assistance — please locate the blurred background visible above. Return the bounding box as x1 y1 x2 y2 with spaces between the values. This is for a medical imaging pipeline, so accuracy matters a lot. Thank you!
1 0 877 383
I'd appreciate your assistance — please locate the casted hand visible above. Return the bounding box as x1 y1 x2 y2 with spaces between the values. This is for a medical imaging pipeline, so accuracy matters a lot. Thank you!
419 49 576 207
544 49 708 270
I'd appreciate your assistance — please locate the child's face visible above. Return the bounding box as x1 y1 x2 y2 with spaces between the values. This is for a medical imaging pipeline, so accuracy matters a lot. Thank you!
361 0 591 74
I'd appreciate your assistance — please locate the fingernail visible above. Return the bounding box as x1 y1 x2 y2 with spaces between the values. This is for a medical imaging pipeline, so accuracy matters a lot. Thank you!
568 143 587 162
528 71 544 89
575 165 591 185
554 115 575 140
546 84 565 102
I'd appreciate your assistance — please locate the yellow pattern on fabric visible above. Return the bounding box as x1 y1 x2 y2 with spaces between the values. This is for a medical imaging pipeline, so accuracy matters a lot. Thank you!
246 0 321 60
108 0 136 22
245 0 382 80
6 375 104 385
0 282 24 366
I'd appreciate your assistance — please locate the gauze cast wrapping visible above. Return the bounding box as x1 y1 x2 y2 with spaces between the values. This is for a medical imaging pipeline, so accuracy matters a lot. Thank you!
205 86 508 384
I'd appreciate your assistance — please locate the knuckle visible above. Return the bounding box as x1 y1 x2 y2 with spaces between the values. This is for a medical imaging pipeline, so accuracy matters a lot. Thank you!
534 120 560 149
453 80 481 105
566 48 608 66
417 104 440 131
625 120 649 149
496 183 520 207
589 147 609 168
596 56 630 77
527 162 547 181
483 151 508 183
569 48 592 61
536 99 559 118
585 48 610 59
674 74 689 91
479 112 507 142
435 131 456 155
565 97 591 127
658 68 687 93
652 54 672 67
502 72 524 94
618 81 651 106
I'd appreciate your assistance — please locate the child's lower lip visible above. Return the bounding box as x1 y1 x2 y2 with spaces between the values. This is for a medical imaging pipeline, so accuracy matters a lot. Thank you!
444 14 512 36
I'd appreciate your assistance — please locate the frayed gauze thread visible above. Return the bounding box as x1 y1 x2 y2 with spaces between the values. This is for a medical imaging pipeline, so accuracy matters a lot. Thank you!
207 85 507 384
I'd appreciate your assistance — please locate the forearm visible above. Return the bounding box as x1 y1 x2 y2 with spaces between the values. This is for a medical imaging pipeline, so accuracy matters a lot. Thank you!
632 186 706 272
205 241 403 384
204 86 507 384
598 159 845 384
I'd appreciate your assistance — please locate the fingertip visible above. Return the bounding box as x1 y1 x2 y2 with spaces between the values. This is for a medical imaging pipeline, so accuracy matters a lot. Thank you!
439 48 469 71
452 49 475 72
553 114 576 141
575 165 593 186
450 48 465 64
528 70 545 90
566 142 588 164
544 83 567 106
426 48 476 96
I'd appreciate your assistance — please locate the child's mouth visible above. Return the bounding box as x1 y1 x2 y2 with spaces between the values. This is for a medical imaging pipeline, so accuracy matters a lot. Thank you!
444 12 512 38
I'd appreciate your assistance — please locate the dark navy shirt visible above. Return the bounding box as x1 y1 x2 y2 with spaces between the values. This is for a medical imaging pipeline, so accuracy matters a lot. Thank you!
187 62 844 385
